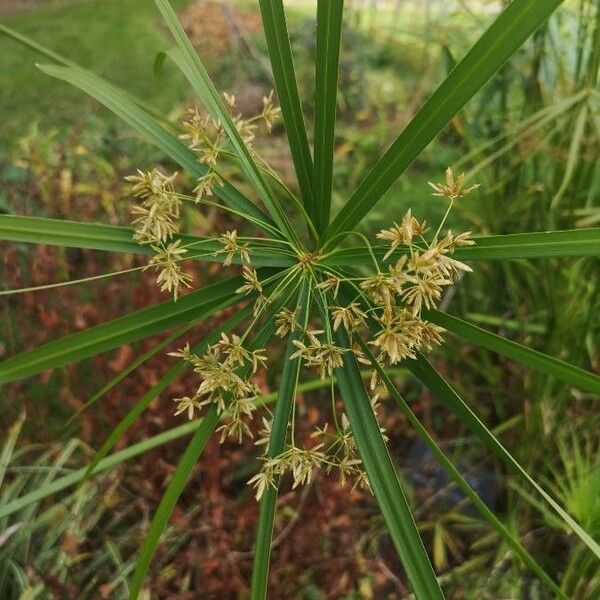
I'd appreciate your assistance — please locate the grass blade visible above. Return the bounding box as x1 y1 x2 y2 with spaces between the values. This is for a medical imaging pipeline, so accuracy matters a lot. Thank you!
362 342 565 598
154 0 302 246
326 0 564 245
322 228 600 267
408 353 600 560
258 0 315 217
427 310 600 395
335 327 444 600
0 419 203 521
0 274 249 383
314 0 344 234
0 216 295 267
128 405 219 599
0 412 26 490
250 279 312 600
37 64 275 234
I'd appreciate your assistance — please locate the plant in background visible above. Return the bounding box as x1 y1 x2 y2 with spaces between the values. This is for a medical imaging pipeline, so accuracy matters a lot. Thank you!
1 1 599 599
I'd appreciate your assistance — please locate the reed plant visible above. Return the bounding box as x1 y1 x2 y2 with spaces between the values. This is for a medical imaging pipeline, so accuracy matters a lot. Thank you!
1 1 599 598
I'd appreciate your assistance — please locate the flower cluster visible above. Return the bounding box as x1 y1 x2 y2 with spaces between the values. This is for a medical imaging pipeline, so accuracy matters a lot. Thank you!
127 89 280 302
179 90 279 202
170 334 267 443
126 168 193 300
355 176 476 372
128 83 476 505
248 415 371 501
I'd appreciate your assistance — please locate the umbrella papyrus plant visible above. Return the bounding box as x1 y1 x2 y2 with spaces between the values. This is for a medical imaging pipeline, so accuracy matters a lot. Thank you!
1 1 600 598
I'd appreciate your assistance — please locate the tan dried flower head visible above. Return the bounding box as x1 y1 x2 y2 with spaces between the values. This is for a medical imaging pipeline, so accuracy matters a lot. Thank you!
193 171 222 202
376 209 427 260
331 302 367 332
144 240 193 300
428 166 479 200
236 265 263 296
261 90 281 132
218 230 251 266
275 307 299 338
125 168 177 199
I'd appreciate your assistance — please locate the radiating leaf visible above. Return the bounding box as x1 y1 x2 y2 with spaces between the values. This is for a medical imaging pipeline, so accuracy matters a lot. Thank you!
250 279 312 600
363 342 564 598
259 0 315 216
427 310 600 394
314 0 344 234
154 0 301 245
0 22 170 126
37 64 275 233
0 215 295 267
326 0 564 245
128 405 219 599
322 228 600 266
408 353 600 560
0 274 250 383
82 307 252 483
335 327 444 600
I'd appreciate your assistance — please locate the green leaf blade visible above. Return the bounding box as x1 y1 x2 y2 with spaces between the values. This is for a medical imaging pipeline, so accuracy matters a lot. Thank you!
335 327 444 600
326 0 564 244
314 0 344 234
427 310 600 394
0 215 296 267
250 279 312 600
365 343 564 598
259 0 315 217
408 353 600 560
83 307 253 483
128 405 219 600
322 229 600 267
154 0 301 246
37 63 275 233
0 274 248 383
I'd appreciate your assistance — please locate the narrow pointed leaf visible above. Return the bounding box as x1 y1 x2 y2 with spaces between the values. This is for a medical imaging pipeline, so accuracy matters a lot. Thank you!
326 0 564 244
322 228 600 267
0 419 203 520
0 274 250 383
154 0 300 245
363 342 564 598
250 279 312 600
70 323 196 427
259 0 315 215
0 216 295 267
0 22 171 127
408 353 600 560
335 327 443 599
314 0 344 234
427 310 600 394
128 405 219 600
37 64 275 233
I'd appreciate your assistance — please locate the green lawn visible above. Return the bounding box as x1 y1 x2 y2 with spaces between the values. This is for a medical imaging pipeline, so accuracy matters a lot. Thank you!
0 0 193 145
